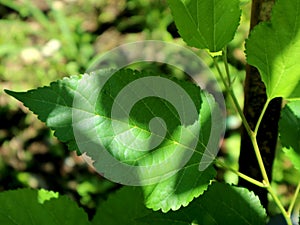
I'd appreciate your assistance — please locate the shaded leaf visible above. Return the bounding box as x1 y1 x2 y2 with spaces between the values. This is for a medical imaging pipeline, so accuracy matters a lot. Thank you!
92 187 150 225
0 189 90 225
141 182 267 225
279 101 300 170
95 183 267 225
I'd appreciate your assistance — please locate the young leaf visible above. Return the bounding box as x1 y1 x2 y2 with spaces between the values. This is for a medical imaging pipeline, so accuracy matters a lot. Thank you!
141 182 267 225
246 0 300 100
279 101 300 170
37 189 59 203
0 189 91 225
167 0 241 52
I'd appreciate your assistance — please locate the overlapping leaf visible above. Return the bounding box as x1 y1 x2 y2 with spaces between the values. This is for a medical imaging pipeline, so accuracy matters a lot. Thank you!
5 69 224 211
279 101 300 170
92 187 150 225
167 0 241 52
246 0 300 100
0 189 90 225
94 183 267 225
143 91 220 212
141 182 267 225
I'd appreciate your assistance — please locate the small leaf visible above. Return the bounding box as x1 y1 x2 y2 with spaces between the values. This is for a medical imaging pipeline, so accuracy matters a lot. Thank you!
246 0 300 100
167 0 241 52
141 182 267 225
38 189 59 204
279 101 300 170
0 189 91 225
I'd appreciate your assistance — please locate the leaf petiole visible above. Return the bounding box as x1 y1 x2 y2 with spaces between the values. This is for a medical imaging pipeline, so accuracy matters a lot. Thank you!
212 56 252 137
268 186 292 225
213 50 293 225
288 181 300 216
215 159 265 188
222 47 232 86
254 99 271 135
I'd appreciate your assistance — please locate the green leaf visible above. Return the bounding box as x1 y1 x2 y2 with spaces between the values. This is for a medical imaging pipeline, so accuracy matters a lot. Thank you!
0 189 91 225
143 92 220 212
279 101 300 170
167 0 241 52
246 0 300 100
5 75 81 152
141 182 267 225
93 183 266 225
5 69 223 211
92 187 151 225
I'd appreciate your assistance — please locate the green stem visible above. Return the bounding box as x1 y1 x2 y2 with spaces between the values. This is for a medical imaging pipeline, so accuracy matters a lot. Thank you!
214 53 268 184
268 186 292 225
288 181 300 216
249 134 270 184
213 57 253 138
222 47 231 85
215 159 265 188
213 57 228 89
254 99 271 135
212 51 292 225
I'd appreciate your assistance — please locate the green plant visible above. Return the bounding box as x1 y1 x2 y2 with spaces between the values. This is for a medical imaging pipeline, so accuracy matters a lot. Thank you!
2 0 300 224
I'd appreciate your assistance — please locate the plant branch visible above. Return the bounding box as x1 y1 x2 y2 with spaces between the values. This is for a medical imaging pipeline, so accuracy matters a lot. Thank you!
214 52 270 185
222 47 231 85
215 159 265 188
213 57 228 89
268 186 292 225
213 52 292 225
213 57 253 138
288 181 300 216
249 134 270 185
213 50 292 225
254 99 271 135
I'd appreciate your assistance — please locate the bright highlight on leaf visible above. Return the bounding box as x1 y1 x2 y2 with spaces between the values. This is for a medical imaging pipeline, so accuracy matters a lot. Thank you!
246 0 300 100
143 91 220 212
38 189 59 204
167 0 241 52
5 69 224 212
279 101 300 170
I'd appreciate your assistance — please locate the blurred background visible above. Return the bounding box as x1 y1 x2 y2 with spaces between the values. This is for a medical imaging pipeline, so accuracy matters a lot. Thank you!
0 0 298 220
